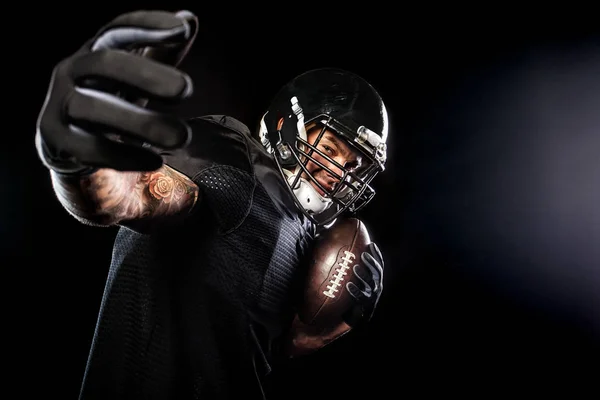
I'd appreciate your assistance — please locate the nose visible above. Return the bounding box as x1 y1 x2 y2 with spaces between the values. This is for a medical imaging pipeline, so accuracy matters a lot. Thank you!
320 155 346 188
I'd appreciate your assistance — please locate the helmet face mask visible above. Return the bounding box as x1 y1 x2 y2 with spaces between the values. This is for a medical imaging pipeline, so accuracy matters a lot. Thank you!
293 117 378 200
258 68 389 226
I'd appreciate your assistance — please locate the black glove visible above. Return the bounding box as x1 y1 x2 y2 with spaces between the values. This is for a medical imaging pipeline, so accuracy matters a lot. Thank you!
343 242 384 328
35 10 199 175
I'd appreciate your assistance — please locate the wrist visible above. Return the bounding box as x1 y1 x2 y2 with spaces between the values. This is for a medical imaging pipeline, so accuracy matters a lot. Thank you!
35 132 97 176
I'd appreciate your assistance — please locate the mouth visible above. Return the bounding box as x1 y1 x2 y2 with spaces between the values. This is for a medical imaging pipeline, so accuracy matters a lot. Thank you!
309 178 332 197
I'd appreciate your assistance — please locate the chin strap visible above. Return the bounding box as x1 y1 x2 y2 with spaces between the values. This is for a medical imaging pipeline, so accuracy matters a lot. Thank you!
282 168 332 215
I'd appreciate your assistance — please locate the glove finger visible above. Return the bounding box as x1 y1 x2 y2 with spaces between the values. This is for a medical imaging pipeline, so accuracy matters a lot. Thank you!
139 10 199 68
90 10 195 52
361 252 382 291
351 266 373 296
70 50 192 102
63 125 164 171
352 262 374 289
66 87 190 149
368 242 384 267
346 282 370 303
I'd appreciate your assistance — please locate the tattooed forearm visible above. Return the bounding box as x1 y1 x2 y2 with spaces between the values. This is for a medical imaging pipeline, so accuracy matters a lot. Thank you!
50 166 199 227
126 166 200 222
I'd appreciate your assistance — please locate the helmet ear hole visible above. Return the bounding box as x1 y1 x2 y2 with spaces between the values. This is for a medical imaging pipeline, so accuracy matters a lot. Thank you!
275 114 305 168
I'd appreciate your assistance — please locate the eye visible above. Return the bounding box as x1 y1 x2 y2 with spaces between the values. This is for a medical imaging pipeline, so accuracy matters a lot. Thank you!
322 145 334 155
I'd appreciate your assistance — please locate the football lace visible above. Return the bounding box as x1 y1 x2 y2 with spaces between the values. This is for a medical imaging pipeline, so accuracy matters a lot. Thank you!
323 250 355 299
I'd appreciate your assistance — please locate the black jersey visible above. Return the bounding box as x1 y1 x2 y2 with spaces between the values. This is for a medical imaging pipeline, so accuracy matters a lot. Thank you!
78 115 316 400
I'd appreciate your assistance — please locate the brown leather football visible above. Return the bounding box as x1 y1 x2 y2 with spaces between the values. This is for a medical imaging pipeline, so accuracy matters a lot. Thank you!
298 217 371 326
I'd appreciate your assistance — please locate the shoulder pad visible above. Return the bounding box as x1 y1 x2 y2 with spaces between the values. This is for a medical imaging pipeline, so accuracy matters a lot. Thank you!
193 115 251 136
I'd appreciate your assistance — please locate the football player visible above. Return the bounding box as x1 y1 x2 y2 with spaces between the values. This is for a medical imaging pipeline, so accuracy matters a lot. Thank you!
35 10 388 400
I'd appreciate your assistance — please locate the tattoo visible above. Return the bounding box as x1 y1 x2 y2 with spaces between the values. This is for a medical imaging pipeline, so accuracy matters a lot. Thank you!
51 165 199 227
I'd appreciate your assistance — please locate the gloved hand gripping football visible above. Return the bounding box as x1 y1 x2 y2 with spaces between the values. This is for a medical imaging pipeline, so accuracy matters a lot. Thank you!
343 242 384 327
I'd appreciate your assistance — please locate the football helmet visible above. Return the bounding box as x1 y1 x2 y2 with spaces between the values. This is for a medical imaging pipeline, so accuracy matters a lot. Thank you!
259 68 389 226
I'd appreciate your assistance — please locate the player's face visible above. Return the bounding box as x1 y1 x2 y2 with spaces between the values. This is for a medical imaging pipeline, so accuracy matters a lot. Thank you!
303 123 362 197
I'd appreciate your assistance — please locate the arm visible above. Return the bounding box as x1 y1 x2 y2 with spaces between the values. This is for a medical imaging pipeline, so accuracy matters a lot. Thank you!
35 11 199 231
282 314 352 358
50 165 199 232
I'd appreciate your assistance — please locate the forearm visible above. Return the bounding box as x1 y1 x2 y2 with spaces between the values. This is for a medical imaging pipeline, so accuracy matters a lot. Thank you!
282 314 352 358
51 169 142 226
50 166 199 228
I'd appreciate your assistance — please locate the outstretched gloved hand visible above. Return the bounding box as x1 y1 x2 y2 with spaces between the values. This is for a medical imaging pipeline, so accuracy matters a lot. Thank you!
35 10 199 175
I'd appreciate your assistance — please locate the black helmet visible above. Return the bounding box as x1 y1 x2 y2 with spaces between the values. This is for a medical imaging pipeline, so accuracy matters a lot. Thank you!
258 68 389 226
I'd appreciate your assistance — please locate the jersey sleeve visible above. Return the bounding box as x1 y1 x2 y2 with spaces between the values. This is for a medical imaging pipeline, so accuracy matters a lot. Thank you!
160 115 255 179
160 115 257 233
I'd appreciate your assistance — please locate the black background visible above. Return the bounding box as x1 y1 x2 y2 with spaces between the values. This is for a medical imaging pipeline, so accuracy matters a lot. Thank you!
7 3 600 398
